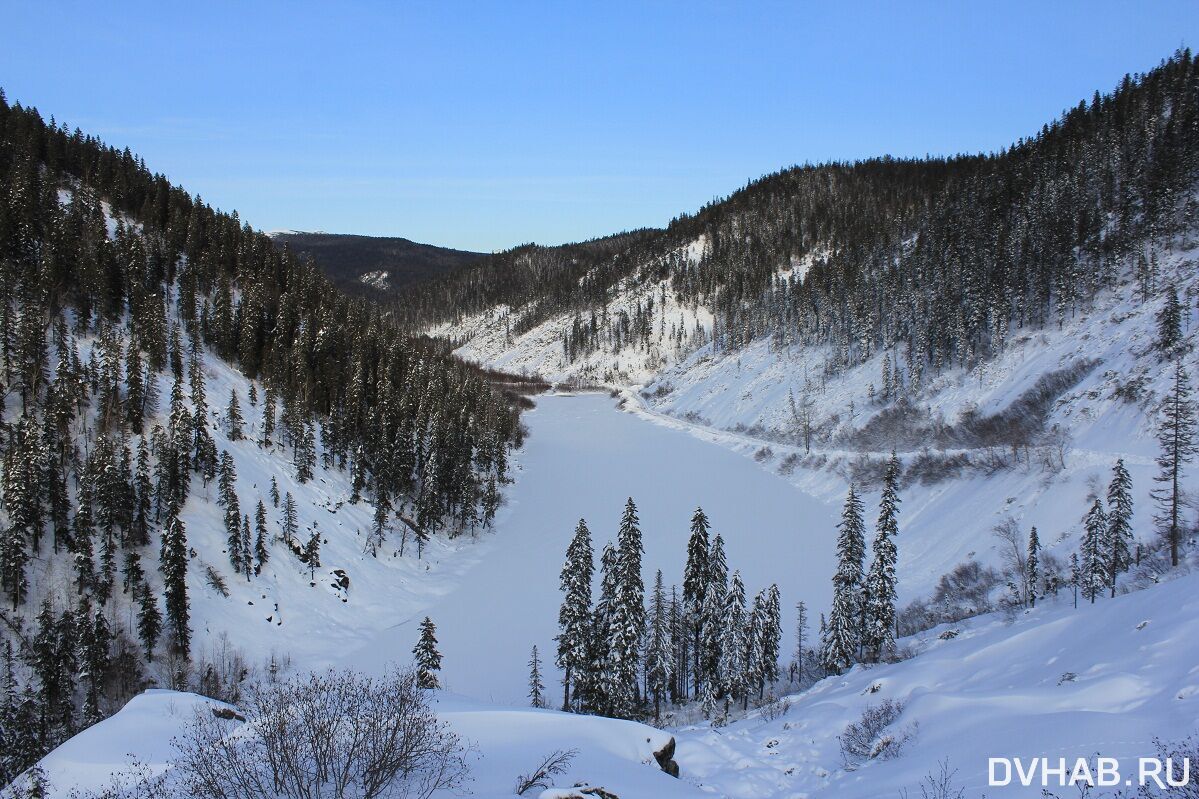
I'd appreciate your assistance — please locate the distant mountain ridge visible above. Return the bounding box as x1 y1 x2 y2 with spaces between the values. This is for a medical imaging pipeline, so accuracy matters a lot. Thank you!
269 231 484 298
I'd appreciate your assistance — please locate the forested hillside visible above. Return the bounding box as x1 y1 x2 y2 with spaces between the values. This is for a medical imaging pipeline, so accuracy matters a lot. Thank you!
268 231 483 301
420 51 1199 389
0 89 523 781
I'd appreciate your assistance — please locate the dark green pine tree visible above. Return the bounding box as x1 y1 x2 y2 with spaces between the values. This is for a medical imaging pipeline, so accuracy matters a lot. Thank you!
304 527 321 582
240 515 253 581
556 519 593 712
1156 285 1183 352
227 388 243 441
254 500 270 574
1026 526 1041 607
1105 458 1134 596
160 512 191 660
413 617 442 689
281 492 299 543
823 484 865 675
682 506 710 699
136 581 162 662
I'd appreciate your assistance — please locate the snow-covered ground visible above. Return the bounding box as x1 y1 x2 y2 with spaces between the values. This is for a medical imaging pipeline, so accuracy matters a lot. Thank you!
344 392 838 705
30 690 703 799
674 568 1199 798
431 239 1199 607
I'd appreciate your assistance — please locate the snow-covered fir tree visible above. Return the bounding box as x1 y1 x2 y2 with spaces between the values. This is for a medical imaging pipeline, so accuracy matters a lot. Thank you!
607 498 645 718
1106 458 1134 597
645 569 673 721
1082 498 1109 603
682 506 711 699
863 453 900 663
413 617 442 690
823 484 865 674
556 518 593 711
718 570 747 710
1027 526 1041 607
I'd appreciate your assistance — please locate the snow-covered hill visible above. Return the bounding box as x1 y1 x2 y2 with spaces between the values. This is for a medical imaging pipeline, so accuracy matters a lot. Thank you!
432 234 1199 603
674 567 1199 798
27 690 700 799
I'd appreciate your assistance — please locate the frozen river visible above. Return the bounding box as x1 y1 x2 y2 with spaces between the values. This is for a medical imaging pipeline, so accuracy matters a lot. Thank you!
349 392 838 704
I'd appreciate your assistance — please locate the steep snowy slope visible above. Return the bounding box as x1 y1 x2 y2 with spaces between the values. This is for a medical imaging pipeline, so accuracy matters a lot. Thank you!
433 237 1199 607
674 568 1199 798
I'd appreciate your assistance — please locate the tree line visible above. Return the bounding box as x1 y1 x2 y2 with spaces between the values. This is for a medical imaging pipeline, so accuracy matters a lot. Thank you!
554 499 782 723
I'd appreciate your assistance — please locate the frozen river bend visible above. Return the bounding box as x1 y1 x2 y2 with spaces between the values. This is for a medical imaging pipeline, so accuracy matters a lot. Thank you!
345 391 838 704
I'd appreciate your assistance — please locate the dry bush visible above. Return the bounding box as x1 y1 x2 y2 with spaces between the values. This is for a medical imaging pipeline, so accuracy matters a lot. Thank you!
838 699 916 768
172 668 468 799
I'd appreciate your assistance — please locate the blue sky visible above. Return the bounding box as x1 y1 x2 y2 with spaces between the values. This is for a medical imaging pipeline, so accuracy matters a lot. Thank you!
2 2 1197 252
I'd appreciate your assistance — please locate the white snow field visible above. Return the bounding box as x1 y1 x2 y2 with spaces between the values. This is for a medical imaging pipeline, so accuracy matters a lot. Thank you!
344 392 839 705
673 569 1199 799
31 567 1199 798
31 690 706 799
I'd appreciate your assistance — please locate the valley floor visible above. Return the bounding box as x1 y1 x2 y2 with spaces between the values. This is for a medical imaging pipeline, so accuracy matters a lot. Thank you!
343 391 839 705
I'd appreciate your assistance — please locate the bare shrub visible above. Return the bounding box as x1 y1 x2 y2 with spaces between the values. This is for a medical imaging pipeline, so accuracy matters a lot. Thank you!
900 758 965 799
756 692 791 721
777 452 800 475
754 446 774 462
171 668 469 799
897 560 1000 636
838 699 915 768
513 749 578 795
904 449 970 486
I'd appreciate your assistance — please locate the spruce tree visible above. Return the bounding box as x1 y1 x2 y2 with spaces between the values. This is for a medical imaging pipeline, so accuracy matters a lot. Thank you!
281 492 299 543
135 581 161 661
1156 286 1183 352
645 569 673 721
791 600 808 684
1082 498 1108 603
1153 358 1196 567
227 388 243 441
1027 526 1041 607
864 453 900 662
254 501 270 573
1106 458 1134 596
682 506 710 698
160 512 190 660
823 484 865 674
241 515 253 581
413 617 442 689
700 532 728 695
590 542 619 715
608 498 645 718
556 519 593 711
304 528 321 582
528 645 546 709
760 584 782 693
718 570 747 709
